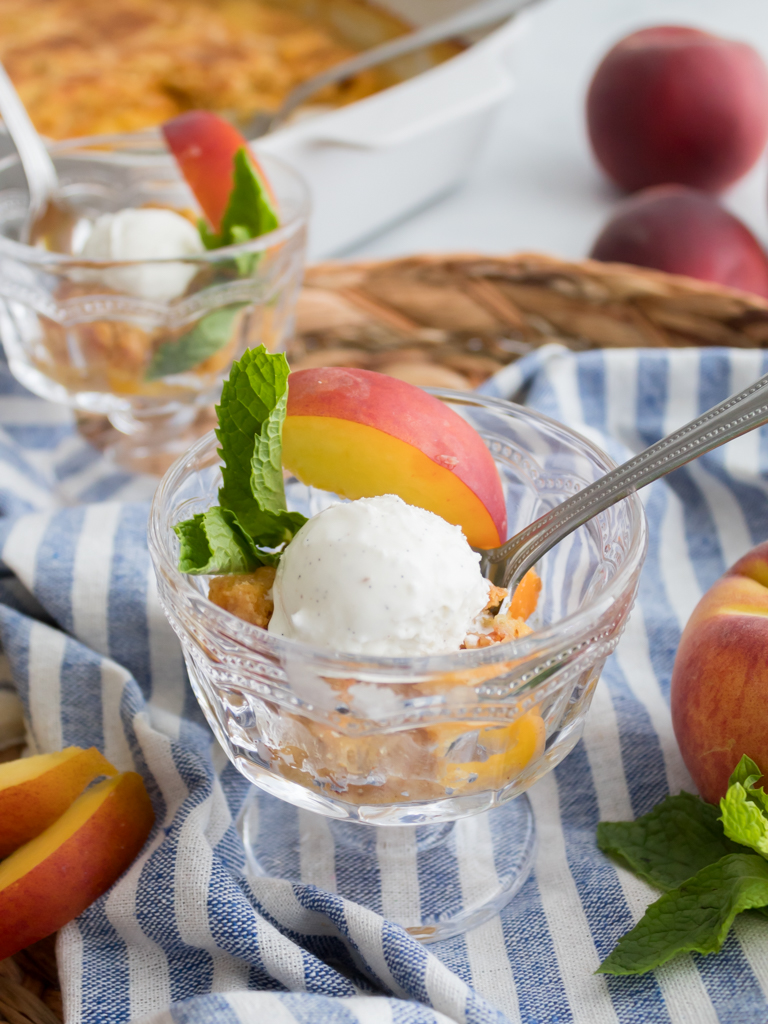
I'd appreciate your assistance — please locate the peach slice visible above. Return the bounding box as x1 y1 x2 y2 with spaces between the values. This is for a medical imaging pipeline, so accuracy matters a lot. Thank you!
0 746 117 858
508 569 542 622
162 110 275 232
283 367 507 548
434 713 546 792
0 772 155 959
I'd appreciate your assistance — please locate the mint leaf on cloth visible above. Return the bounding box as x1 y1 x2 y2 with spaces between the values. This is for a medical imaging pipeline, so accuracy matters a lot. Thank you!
720 755 768 857
174 346 306 574
598 853 768 975
146 305 245 380
598 791 745 891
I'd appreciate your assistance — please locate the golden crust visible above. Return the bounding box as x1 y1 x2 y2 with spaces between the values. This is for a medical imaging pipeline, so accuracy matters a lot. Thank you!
0 0 381 139
208 565 277 628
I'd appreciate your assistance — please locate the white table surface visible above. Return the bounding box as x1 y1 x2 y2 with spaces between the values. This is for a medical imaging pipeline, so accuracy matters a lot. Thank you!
346 0 768 263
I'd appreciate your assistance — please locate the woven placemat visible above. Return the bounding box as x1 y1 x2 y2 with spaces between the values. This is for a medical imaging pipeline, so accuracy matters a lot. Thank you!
288 252 768 387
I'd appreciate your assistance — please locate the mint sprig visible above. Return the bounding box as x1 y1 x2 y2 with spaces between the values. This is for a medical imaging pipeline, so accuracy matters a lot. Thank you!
597 791 745 892
147 149 278 381
720 755 768 857
597 853 768 976
597 754 768 976
174 346 307 574
199 148 278 257
146 305 245 380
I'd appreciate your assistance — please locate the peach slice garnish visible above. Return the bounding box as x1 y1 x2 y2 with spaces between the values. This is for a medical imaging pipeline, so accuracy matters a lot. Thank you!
283 367 507 548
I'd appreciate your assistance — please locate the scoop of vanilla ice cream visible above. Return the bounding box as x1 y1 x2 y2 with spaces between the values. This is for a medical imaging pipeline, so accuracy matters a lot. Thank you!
268 495 492 657
79 208 205 302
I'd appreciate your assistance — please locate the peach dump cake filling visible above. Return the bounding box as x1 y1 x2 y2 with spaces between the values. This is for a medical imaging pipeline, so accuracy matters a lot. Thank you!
0 0 391 139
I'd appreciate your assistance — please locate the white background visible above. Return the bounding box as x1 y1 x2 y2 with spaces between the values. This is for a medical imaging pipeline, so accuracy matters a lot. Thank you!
346 0 768 263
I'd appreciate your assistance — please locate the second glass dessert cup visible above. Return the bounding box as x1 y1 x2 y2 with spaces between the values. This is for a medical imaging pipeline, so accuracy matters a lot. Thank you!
149 391 648 941
0 136 309 470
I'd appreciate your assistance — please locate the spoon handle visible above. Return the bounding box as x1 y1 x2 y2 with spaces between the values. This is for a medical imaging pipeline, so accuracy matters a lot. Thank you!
263 0 534 133
482 368 768 588
0 61 57 226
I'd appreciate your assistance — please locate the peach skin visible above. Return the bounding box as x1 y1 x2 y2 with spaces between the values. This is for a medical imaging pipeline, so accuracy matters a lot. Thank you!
590 186 768 299
587 26 768 193
282 367 507 548
434 713 546 793
671 540 768 803
162 110 275 231
0 746 117 857
0 771 155 959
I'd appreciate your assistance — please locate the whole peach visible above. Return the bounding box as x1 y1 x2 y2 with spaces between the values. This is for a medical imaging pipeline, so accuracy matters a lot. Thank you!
587 26 768 193
590 185 768 299
671 541 768 804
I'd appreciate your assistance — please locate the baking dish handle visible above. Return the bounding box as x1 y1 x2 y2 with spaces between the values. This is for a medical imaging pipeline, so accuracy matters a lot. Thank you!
286 54 514 152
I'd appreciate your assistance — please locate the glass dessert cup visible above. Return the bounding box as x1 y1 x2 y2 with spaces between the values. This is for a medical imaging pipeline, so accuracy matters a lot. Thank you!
0 137 309 471
148 391 647 941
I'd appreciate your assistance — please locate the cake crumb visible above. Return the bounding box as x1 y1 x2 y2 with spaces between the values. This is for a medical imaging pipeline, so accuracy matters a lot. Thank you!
209 566 277 628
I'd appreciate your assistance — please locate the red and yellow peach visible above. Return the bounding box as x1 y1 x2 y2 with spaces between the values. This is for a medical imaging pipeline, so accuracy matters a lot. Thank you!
282 367 507 548
590 186 768 299
587 27 768 193
671 540 768 803
0 771 155 959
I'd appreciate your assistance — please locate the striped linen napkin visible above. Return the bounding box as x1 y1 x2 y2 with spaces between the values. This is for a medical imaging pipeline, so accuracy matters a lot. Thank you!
1 343 767 1024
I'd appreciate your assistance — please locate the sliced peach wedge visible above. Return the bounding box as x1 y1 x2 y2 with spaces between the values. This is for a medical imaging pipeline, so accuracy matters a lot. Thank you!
0 772 155 959
161 110 276 233
0 746 117 857
282 367 507 549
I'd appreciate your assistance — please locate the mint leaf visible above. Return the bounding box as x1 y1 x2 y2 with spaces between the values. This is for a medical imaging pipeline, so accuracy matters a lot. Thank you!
216 346 302 540
174 346 307 575
175 507 261 574
597 853 768 975
720 756 768 858
728 754 767 796
146 305 245 380
200 148 278 253
598 792 746 892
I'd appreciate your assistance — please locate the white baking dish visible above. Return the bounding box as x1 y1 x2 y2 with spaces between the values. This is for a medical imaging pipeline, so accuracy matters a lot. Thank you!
0 3 519 260
255 12 520 258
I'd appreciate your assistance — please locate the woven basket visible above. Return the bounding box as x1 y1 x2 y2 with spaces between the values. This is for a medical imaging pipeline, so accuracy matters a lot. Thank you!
13 252 768 1018
288 252 768 388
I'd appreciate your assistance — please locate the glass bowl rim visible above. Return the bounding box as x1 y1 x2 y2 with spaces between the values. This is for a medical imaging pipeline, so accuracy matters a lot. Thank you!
148 387 648 673
0 145 310 268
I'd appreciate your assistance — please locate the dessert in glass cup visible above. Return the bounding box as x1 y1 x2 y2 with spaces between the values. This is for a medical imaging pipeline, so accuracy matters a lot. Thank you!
149 350 647 939
0 113 308 468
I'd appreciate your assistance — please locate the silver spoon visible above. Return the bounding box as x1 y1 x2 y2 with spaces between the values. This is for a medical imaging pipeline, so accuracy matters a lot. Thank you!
0 59 58 242
246 0 538 138
479 369 768 589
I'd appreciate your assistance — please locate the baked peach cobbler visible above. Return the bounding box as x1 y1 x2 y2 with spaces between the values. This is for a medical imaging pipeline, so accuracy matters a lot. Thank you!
175 351 548 806
0 0 400 139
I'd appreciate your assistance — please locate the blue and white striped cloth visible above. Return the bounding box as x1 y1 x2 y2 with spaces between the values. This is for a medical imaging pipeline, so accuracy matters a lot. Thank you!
2 343 768 1024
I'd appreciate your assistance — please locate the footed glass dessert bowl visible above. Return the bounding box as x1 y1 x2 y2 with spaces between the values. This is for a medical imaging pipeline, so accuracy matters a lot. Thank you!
0 137 308 469
149 390 647 940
